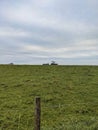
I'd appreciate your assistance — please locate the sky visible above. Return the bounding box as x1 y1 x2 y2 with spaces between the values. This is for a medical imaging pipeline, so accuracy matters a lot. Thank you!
0 0 98 65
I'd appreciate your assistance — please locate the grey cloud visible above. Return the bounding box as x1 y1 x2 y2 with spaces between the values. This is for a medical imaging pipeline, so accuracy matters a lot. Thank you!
0 0 98 64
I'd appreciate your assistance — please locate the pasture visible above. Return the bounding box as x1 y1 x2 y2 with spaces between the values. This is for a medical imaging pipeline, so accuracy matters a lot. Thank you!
0 65 98 130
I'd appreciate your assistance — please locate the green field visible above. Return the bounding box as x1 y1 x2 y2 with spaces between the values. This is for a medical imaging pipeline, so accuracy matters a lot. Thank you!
0 65 98 130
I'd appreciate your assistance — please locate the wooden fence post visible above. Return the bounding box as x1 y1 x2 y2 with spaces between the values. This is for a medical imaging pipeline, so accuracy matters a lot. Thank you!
35 97 41 130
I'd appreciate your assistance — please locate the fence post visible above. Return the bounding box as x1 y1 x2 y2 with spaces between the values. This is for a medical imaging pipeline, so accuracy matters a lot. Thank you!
35 97 41 130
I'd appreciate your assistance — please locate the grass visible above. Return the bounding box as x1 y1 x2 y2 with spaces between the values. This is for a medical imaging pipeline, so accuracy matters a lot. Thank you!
0 65 98 130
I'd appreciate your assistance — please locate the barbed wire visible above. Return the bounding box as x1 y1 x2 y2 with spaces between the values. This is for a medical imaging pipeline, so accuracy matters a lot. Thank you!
1 102 97 111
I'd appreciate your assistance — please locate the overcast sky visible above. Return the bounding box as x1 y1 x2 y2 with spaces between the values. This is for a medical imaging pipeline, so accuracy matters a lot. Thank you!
0 0 98 65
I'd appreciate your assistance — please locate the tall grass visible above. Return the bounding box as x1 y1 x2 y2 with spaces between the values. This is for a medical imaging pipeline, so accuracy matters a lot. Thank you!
0 65 98 129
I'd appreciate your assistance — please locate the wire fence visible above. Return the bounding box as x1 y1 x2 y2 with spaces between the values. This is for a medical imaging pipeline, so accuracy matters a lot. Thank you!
0 98 98 130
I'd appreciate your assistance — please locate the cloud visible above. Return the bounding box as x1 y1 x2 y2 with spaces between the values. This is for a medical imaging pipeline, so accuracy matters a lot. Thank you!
0 0 98 64
0 26 31 38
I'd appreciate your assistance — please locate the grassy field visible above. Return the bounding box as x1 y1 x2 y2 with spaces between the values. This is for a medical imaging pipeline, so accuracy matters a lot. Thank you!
0 65 98 130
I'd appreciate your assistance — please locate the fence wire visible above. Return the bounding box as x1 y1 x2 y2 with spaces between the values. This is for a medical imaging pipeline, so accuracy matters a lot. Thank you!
1 100 98 130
